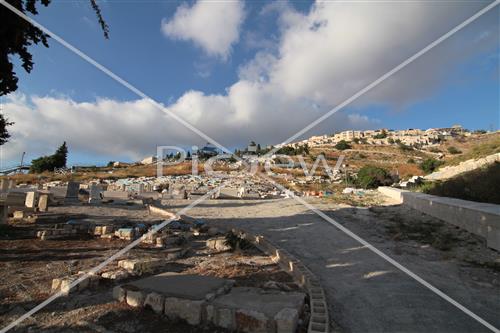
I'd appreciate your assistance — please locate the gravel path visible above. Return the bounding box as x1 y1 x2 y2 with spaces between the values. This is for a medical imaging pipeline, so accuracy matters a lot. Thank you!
171 198 500 333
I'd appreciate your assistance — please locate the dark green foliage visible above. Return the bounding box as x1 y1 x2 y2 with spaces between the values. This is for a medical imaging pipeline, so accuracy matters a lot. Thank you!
420 158 443 174
0 114 14 145
1 0 108 96
334 140 351 150
276 144 309 156
447 146 461 155
356 165 393 189
30 141 68 173
373 129 388 139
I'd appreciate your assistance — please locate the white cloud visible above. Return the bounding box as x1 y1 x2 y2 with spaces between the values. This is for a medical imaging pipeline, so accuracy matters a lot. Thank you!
161 0 245 59
3 1 498 163
1 93 378 162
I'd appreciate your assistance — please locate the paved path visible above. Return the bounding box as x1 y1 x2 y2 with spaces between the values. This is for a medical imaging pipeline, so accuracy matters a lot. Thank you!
173 198 500 333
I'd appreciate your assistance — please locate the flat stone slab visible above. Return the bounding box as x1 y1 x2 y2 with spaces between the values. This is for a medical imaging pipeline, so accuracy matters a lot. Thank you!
128 272 231 300
213 287 305 318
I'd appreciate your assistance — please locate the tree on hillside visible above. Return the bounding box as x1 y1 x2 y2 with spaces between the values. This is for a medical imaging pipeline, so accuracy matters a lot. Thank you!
335 140 351 150
356 166 393 189
0 114 13 145
420 158 443 174
30 141 68 173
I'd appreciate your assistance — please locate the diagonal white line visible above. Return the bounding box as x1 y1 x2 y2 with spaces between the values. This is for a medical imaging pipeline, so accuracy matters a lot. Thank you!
0 0 235 157
263 0 500 158
255 172 500 333
0 184 225 333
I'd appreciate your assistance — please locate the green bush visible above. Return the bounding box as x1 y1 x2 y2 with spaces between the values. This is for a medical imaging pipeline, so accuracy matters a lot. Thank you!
356 166 393 189
335 140 351 150
420 158 443 174
447 146 462 154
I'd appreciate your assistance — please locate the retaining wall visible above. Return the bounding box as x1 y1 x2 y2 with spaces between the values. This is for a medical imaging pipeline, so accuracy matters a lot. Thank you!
378 187 500 251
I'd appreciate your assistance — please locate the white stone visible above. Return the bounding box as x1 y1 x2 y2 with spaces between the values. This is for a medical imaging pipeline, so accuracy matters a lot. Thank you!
145 292 165 314
275 308 299 333
164 297 205 326
126 289 145 307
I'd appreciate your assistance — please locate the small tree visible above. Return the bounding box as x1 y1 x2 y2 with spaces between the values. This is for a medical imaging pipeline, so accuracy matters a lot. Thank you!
373 129 388 139
420 158 443 174
0 114 13 145
356 166 392 189
53 141 68 168
447 146 461 155
335 140 351 150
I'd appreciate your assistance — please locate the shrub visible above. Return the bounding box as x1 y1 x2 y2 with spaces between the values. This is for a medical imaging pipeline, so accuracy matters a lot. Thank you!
335 140 351 150
407 158 415 164
224 231 252 251
356 166 393 189
420 158 443 174
447 146 462 154
373 129 388 139
422 162 500 204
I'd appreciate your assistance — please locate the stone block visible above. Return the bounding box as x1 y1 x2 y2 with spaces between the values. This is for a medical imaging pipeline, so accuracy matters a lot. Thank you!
216 308 235 329
13 211 25 219
145 292 165 314
24 191 38 209
235 308 269 333
274 308 299 333
126 288 146 307
164 297 205 325
113 285 126 302
206 237 231 251
38 194 49 212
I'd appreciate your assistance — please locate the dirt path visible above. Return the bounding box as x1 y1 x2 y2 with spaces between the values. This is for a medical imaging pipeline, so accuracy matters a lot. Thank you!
172 198 500 333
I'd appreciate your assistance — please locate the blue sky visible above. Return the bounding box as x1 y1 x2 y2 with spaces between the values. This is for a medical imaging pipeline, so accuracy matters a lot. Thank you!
2 0 499 166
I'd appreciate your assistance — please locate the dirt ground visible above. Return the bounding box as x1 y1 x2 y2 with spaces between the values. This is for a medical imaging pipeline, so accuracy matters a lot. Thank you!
0 203 303 333
1 195 499 332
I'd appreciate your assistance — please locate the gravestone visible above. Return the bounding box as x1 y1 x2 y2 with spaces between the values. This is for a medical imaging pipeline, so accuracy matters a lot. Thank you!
88 184 102 203
8 179 16 189
65 182 80 203
25 191 38 209
0 179 8 192
38 194 49 212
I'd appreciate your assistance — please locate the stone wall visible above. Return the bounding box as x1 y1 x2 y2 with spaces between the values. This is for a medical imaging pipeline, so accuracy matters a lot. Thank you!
378 187 500 251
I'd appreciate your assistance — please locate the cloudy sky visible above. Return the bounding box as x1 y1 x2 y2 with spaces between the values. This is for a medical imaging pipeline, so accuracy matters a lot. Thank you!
1 0 499 166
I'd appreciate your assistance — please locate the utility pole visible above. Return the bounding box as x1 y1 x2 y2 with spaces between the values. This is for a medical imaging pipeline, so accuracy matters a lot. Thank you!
20 152 25 168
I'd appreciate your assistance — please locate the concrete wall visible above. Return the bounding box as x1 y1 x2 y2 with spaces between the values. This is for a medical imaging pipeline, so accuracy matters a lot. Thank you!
378 187 500 251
